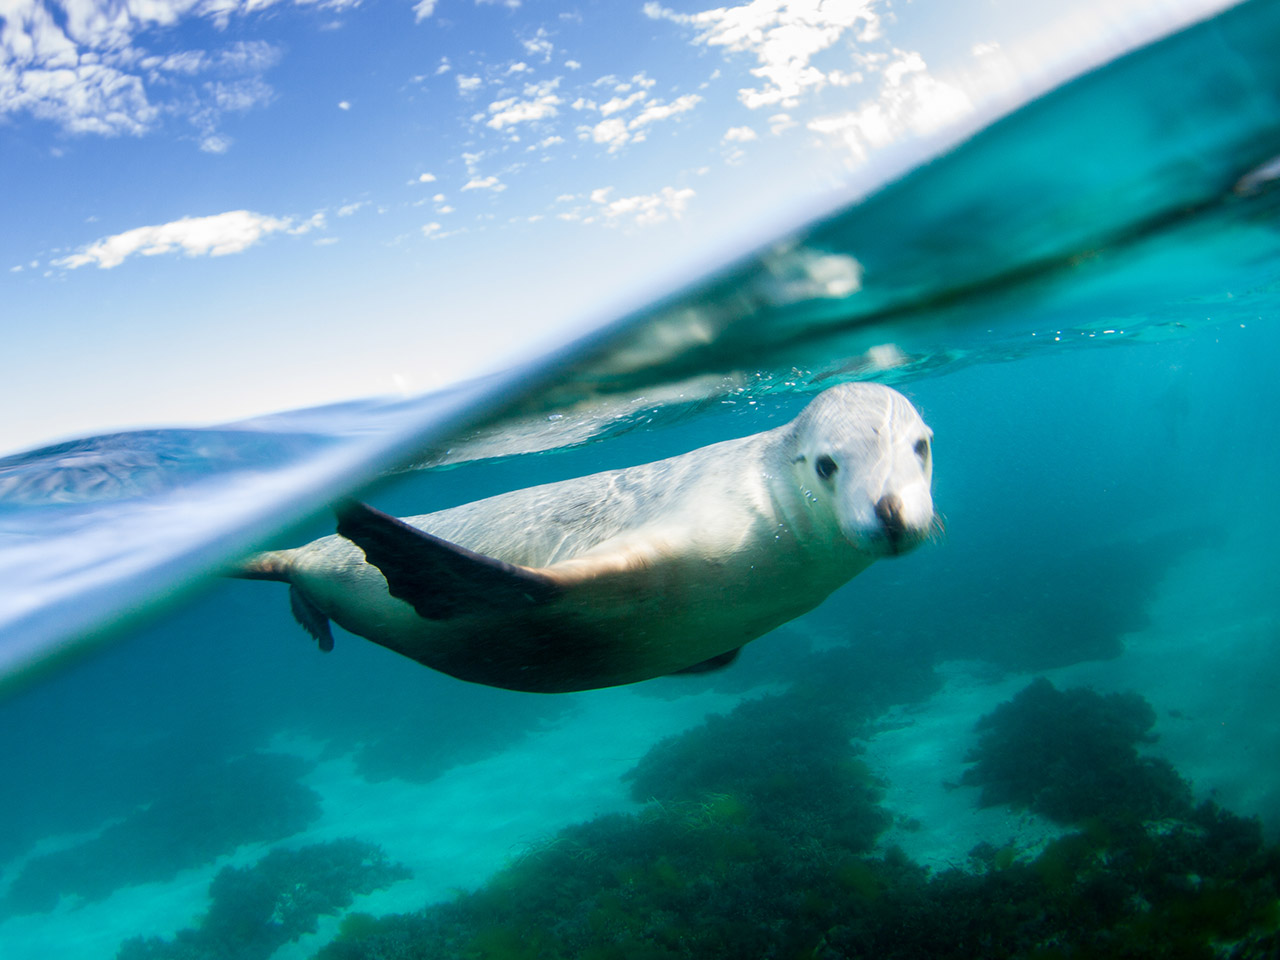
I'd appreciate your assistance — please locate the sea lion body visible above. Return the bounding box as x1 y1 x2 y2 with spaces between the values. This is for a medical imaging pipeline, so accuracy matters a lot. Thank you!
240 383 935 692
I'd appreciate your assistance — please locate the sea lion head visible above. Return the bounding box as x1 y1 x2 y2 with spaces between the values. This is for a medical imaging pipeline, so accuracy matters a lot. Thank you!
787 382 935 557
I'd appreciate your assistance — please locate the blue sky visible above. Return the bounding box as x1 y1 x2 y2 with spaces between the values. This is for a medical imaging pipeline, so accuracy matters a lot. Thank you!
1 0 1233 453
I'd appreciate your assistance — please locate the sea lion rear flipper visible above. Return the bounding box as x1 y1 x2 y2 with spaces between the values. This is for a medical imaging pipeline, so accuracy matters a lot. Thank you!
289 586 334 652
335 500 563 620
670 647 742 675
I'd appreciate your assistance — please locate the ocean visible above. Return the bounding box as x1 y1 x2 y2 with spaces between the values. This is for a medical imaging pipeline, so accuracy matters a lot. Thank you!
3 3 1280 957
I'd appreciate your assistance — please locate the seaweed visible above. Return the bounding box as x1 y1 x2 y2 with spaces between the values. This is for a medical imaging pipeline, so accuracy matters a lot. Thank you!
2 752 321 916
316 673 1280 960
960 677 1191 824
316 683 898 960
116 839 411 960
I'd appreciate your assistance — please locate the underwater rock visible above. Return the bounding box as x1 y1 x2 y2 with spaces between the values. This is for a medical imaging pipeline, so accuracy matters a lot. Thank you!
115 839 410 960
308 680 573 785
2 752 321 917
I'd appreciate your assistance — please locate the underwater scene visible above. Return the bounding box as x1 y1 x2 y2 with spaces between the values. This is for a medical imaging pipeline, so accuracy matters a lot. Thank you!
5 3 1280 958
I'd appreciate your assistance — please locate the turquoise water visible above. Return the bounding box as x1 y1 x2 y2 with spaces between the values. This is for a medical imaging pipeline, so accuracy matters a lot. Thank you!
4 3 1280 956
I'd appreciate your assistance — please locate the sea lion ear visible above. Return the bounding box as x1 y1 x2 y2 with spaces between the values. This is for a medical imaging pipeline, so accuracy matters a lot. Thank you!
335 500 563 620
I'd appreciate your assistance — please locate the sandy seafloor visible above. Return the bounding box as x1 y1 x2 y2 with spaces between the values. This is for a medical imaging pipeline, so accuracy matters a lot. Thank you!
1 516 1274 960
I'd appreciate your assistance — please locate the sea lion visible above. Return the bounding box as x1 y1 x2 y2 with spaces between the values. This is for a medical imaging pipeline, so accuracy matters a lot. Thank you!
235 382 936 693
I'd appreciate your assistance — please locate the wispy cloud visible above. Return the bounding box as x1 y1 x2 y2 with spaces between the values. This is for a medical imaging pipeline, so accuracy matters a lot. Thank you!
54 210 324 270
0 2 315 143
461 176 506 192
647 0 976 166
559 185 696 226
578 90 702 152
520 27 554 62
486 78 562 130
644 0 877 109
631 93 701 129
806 52 972 163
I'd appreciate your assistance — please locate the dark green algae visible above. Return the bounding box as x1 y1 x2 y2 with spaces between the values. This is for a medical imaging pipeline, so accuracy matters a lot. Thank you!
311 658 1280 960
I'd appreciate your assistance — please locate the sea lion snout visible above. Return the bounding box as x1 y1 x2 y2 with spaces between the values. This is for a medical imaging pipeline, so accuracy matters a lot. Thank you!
875 493 906 551
873 491 933 556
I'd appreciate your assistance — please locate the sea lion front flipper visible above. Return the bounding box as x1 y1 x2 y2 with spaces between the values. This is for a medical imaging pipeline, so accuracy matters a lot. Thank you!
670 647 742 675
335 500 563 620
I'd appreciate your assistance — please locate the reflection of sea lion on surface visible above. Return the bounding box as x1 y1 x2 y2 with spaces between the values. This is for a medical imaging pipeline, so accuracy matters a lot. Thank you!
235 383 937 693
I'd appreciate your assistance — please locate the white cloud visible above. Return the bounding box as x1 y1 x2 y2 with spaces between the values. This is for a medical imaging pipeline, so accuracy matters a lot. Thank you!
54 209 320 270
338 100 351 110
768 112 795 134
564 59 581 70
413 0 437 22
591 185 696 225
806 51 972 163
630 93 701 129
723 125 756 142
457 75 483 94
416 172 437 183
560 184 696 225
422 221 442 236
521 27 553 62
0 2 307 142
140 51 210 75
3 59 157 136
461 175 506 192
486 78 561 129
200 134 231 153
337 201 367 216
205 77 273 113
577 89 702 152
585 116 630 151
644 0 878 109
435 57 452 75
599 91 645 116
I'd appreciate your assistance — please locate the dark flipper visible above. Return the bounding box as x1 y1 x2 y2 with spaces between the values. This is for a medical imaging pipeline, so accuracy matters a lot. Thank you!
289 586 334 652
670 647 742 675
335 500 563 620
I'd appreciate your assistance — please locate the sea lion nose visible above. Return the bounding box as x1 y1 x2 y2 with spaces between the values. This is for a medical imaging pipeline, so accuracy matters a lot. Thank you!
875 493 906 551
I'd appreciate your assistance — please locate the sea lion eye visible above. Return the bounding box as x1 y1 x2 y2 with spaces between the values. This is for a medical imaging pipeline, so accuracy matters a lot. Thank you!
914 438 930 462
815 455 838 480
